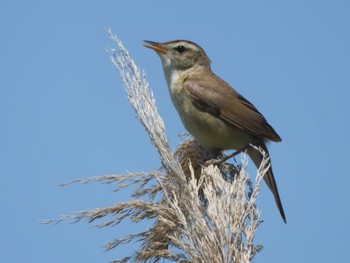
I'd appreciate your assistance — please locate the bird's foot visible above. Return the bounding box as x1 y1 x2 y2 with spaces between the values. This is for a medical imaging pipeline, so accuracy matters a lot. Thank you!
204 144 250 166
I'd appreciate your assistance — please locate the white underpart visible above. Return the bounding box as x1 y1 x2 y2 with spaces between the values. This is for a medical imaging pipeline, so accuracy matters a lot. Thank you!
159 55 180 90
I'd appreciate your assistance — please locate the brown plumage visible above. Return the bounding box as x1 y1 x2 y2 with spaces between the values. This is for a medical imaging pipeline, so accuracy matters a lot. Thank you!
184 71 286 223
184 72 282 142
145 39 286 223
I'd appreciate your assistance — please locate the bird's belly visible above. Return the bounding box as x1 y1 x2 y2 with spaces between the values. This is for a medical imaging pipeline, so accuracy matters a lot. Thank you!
184 113 249 150
172 94 253 151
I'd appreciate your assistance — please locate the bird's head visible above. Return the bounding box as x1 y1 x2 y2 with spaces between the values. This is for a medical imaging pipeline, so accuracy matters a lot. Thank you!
144 40 211 71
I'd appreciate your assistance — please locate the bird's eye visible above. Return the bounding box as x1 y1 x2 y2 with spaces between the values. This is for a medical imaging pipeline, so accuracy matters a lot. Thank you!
174 45 186 53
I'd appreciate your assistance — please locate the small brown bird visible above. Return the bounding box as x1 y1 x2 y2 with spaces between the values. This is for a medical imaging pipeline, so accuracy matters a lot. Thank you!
144 40 286 223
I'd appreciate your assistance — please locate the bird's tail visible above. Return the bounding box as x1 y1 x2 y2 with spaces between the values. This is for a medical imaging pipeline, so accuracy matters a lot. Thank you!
247 143 287 223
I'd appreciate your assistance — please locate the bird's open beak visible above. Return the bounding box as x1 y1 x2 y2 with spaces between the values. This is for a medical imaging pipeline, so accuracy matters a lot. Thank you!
143 40 167 54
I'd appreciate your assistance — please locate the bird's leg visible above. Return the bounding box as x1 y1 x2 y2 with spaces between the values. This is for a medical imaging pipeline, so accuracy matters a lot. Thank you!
205 144 250 166
221 144 251 163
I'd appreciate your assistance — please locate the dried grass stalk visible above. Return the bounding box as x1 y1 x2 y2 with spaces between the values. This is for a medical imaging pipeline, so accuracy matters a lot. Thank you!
44 30 268 263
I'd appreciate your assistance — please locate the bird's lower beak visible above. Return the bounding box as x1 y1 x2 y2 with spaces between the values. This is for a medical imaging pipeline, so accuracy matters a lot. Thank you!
143 40 167 54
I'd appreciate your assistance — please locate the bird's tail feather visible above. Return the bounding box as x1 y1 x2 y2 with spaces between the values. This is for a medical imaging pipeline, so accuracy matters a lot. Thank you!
247 143 287 223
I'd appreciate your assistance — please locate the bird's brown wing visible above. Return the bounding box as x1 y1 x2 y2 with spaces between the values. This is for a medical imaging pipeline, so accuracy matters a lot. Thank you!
184 73 281 142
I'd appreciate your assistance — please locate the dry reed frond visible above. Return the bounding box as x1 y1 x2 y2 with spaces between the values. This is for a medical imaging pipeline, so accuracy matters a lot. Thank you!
44 31 266 263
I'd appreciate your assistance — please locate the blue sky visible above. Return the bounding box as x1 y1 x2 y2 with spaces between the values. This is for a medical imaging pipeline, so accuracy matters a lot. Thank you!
1 1 349 262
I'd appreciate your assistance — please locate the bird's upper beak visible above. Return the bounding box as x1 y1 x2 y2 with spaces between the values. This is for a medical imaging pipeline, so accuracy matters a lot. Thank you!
143 40 167 54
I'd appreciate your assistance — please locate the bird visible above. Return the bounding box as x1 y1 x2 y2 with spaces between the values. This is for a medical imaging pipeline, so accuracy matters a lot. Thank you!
144 40 286 223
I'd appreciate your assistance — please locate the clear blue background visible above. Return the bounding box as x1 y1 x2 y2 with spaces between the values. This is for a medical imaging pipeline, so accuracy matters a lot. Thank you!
1 1 349 262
